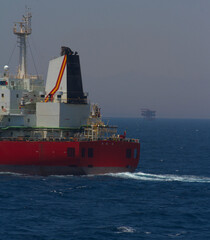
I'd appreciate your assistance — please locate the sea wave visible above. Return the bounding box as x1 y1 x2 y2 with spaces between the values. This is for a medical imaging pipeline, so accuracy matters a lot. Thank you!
0 172 24 177
1 171 210 183
116 226 136 233
107 171 210 183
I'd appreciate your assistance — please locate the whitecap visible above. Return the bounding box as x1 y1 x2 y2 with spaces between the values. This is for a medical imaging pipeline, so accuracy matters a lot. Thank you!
116 226 135 233
0 172 24 177
168 231 187 237
49 175 74 178
107 172 210 183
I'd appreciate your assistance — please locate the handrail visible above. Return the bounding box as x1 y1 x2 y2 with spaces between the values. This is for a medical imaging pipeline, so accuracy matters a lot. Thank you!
0 136 139 143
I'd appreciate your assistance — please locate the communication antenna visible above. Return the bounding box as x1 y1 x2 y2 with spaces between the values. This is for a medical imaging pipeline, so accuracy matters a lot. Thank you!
13 8 32 79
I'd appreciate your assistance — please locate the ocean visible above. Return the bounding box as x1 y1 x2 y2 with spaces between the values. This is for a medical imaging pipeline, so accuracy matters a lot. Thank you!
0 118 210 240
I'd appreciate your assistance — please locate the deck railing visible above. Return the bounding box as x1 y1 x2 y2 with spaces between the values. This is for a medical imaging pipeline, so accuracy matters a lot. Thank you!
0 136 139 143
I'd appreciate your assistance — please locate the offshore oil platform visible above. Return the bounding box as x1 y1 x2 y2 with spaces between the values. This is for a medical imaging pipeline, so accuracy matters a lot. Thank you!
141 108 156 120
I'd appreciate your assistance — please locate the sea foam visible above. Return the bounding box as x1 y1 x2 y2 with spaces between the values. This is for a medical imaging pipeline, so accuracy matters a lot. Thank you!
107 171 210 183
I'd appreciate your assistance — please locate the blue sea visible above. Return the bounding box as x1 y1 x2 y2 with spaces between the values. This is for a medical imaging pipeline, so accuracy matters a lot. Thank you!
0 118 210 240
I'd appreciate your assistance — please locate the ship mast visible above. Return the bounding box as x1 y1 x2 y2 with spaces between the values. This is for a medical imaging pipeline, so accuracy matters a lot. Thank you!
13 10 32 79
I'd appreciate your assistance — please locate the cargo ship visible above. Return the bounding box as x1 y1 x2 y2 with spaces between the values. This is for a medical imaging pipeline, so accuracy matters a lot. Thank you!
0 11 140 175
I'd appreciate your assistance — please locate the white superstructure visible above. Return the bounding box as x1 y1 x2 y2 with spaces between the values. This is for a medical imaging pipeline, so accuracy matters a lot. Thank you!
0 11 91 137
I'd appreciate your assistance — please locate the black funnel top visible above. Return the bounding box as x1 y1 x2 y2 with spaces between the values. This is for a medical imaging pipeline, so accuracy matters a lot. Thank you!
61 46 87 104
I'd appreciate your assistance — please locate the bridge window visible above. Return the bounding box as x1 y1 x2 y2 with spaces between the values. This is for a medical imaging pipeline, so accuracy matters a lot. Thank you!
0 81 7 86
67 148 75 157
126 149 132 158
88 148 94 158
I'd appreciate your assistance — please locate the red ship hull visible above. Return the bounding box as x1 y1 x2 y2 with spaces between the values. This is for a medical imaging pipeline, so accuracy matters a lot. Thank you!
0 140 140 175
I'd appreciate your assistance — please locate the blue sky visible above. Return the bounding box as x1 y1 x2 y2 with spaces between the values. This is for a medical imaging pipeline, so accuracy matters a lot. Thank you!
1 0 210 118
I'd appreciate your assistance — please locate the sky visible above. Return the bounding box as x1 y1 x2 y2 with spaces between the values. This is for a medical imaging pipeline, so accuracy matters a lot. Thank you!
1 0 210 118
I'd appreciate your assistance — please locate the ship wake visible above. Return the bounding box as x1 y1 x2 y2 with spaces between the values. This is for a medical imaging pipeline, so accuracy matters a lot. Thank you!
107 172 210 183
